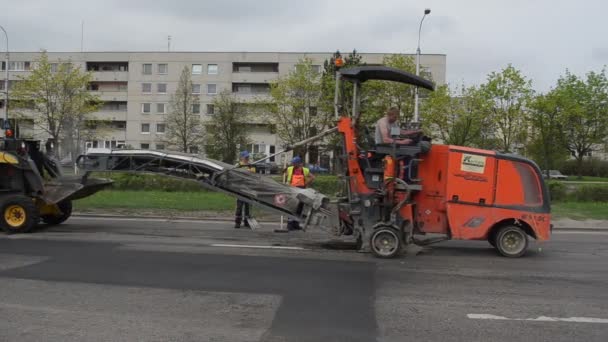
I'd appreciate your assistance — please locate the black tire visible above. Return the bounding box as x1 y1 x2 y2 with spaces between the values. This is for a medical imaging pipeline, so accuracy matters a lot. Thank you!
488 230 497 247
494 225 529 258
370 227 402 258
41 200 73 225
0 194 39 233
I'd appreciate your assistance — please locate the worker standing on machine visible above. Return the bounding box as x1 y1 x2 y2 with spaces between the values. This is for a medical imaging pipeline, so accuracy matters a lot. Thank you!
285 156 315 230
234 151 255 229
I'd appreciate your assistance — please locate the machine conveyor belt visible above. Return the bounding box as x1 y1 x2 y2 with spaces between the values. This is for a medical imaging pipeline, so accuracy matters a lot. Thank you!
76 149 331 228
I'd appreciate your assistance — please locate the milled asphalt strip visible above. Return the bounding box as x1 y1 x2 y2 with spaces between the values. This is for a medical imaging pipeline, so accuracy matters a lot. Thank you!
467 314 608 323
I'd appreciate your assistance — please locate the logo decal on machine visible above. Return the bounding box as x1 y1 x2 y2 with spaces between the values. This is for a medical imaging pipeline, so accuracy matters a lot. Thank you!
461 154 487 174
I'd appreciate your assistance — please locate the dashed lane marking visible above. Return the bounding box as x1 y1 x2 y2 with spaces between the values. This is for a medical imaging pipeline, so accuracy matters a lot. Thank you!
467 314 608 323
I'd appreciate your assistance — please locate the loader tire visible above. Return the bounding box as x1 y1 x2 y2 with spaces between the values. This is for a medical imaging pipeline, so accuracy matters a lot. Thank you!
495 225 528 258
1 194 39 234
41 200 73 225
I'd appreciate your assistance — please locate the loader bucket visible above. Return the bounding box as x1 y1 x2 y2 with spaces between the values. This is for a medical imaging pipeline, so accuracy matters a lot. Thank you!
41 175 113 205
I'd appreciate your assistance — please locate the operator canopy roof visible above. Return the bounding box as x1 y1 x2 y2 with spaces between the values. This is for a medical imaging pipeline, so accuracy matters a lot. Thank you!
340 66 435 91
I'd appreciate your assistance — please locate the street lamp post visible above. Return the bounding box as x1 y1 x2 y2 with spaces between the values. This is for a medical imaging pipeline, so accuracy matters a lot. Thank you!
413 8 430 124
0 25 8 133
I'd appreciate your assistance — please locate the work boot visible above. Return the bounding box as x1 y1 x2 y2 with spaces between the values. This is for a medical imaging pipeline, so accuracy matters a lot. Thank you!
234 219 241 229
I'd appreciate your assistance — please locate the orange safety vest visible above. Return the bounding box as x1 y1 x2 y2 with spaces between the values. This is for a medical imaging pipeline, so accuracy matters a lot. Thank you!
287 166 310 187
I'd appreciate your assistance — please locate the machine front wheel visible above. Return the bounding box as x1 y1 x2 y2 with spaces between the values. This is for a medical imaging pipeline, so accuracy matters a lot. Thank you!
495 225 528 258
41 200 73 225
370 227 402 258
0 194 39 233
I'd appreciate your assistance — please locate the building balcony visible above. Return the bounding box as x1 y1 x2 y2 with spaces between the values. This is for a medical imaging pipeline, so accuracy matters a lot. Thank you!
92 111 127 121
91 71 129 82
231 72 279 84
91 90 128 102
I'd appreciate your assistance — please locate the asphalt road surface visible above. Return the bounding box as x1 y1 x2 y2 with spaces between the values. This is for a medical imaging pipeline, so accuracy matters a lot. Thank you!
1 216 607 342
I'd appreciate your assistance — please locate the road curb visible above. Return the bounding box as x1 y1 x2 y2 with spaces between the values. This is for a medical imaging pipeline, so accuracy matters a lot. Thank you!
72 213 608 230
72 213 279 223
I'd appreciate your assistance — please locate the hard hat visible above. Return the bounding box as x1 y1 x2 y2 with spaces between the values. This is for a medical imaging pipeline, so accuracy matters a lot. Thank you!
239 151 250 158
292 156 302 164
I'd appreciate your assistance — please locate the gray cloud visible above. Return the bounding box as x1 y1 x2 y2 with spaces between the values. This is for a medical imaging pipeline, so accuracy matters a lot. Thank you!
1 0 606 90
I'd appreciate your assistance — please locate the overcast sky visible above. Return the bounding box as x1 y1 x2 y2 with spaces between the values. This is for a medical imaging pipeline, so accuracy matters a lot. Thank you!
1 0 606 91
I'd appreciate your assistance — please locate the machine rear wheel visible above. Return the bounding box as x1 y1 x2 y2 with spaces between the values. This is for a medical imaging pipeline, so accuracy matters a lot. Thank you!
0 195 39 233
41 200 73 225
495 225 528 258
370 227 402 258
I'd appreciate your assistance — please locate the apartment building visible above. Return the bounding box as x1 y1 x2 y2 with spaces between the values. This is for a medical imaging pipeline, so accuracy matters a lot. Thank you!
0 51 447 161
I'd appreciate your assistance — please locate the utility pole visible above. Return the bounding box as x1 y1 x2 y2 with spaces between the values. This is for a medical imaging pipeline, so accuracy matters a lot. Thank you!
413 8 430 124
0 25 9 134
167 35 172 52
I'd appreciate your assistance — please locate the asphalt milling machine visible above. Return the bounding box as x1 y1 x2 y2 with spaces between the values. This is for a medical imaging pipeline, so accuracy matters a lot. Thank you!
2 65 552 259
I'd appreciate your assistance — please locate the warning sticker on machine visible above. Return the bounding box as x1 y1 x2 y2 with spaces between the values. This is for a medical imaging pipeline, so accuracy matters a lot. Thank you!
461 154 486 174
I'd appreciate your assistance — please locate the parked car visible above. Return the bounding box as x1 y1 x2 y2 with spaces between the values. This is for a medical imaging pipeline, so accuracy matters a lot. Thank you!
308 164 329 174
542 170 568 180
255 162 280 175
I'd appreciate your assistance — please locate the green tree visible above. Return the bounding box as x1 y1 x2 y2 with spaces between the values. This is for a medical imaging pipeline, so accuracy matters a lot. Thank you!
480 65 533 153
205 90 250 164
554 69 608 177
11 51 102 158
266 58 329 162
164 66 205 153
422 84 488 146
526 92 569 172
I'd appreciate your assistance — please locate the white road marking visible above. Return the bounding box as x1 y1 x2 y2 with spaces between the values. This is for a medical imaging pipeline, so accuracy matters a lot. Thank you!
211 244 305 250
467 314 608 323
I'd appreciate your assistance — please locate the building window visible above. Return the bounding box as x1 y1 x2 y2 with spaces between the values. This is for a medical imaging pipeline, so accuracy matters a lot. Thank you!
156 123 166 134
50 63 59 73
206 104 215 115
269 145 276 162
192 103 201 114
157 83 167 93
158 63 168 74
142 63 152 75
142 83 152 93
192 84 201 94
249 143 267 157
207 64 218 75
156 103 166 114
192 64 202 75
142 103 151 113
141 143 150 149
207 84 217 95
156 144 165 150
141 123 150 134
3 61 31 71
312 65 322 73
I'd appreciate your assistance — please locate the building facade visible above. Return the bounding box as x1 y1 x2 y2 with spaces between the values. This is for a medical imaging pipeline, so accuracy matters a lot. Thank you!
1 51 447 161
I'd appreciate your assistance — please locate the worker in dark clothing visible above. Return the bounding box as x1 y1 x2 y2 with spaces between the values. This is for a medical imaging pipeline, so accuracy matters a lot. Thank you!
234 151 255 229
285 156 315 230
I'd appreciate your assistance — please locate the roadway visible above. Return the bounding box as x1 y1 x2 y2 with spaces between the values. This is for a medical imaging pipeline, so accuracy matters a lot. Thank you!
1 216 607 342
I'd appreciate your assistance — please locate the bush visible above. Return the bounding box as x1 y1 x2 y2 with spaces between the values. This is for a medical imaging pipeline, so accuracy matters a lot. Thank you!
548 181 567 201
570 185 608 202
561 158 608 178
93 172 342 196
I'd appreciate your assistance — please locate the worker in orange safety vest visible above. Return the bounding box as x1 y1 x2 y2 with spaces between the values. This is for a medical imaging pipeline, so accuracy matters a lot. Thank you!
285 156 315 230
